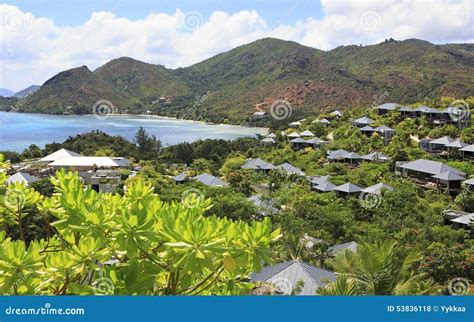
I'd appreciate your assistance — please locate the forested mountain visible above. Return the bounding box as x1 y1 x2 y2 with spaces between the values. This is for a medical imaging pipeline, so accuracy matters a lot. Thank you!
3 38 474 123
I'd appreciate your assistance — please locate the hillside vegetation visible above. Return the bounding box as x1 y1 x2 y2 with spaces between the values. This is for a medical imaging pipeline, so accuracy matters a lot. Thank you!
2 38 474 123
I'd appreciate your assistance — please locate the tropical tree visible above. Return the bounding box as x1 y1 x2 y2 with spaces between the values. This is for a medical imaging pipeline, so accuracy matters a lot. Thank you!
323 240 440 295
0 155 281 295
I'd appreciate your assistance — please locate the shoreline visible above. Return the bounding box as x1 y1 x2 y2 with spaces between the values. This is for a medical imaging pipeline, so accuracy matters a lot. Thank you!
0 110 269 133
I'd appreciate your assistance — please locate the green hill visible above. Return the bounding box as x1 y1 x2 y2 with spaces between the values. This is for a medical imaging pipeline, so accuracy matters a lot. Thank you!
7 38 474 123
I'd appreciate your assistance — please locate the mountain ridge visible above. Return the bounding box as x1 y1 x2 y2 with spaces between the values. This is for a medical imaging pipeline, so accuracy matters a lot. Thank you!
2 37 473 123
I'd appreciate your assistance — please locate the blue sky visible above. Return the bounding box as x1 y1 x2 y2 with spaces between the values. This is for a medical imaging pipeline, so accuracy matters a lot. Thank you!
3 0 324 26
1 0 472 90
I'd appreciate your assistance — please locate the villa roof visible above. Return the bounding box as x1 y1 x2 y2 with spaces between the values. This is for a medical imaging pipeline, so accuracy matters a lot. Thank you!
266 133 277 138
307 175 330 185
172 172 187 182
450 213 474 226
460 145 474 152
359 125 375 132
374 125 394 132
290 138 308 144
328 241 358 255
415 105 438 113
375 103 398 110
330 110 343 116
247 195 278 215
429 136 455 146
287 132 300 138
260 138 276 144
49 156 120 168
319 118 331 124
464 178 474 186
362 152 390 161
249 260 336 295
5 172 38 185
300 130 315 137
334 182 364 193
342 152 362 159
276 163 305 176
40 148 81 162
432 171 466 181
314 181 337 192
362 182 394 194
305 137 325 144
327 149 349 160
241 158 275 170
193 173 228 187
398 159 465 176
353 116 374 125
445 140 468 149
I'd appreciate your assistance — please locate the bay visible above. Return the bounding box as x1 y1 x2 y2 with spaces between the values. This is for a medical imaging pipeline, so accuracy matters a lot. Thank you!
0 112 267 152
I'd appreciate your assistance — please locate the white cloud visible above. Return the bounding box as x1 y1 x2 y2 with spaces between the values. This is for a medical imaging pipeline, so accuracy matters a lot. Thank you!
1 1 473 90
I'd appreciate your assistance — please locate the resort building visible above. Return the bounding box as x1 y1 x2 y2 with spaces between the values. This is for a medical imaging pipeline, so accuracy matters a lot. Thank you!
249 260 336 295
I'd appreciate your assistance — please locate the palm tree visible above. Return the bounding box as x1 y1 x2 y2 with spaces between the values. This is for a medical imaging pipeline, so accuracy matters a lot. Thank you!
319 240 440 295
316 274 358 295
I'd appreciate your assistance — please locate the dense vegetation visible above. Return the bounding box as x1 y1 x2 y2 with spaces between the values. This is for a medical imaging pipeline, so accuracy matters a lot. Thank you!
1 38 474 124
1 95 473 295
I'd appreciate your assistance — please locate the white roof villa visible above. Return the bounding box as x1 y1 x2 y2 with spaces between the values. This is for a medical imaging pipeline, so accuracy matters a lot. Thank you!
40 148 81 163
6 172 38 185
49 156 121 169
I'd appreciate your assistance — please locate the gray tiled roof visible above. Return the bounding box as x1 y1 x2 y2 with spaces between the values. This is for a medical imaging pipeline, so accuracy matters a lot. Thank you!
445 140 468 149
360 125 375 132
464 178 474 186
307 175 330 185
249 260 336 295
172 172 187 182
276 163 305 176
5 172 38 185
342 152 362 160
327 149 349 160
247 194 278 215
241 158 275 170
398 159 465 176
334 182 364 193
432 171 466 181
429 136 455 146
193 173 228 186
353 116 374 125
460 145 474 152
450 213 474 226
314 181 336 192
375 103 398 110
362 152 390 161
328 241 358 255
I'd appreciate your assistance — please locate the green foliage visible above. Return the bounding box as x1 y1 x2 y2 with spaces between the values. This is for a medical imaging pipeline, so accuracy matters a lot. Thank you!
0 156 281 295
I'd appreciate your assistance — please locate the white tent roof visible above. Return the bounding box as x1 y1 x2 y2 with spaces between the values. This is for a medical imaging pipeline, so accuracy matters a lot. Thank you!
40 148 81 162
49 156 120 168
6 172 38 185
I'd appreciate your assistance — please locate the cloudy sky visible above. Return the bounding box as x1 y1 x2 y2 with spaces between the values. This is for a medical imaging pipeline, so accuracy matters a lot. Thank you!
1 0 473 91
